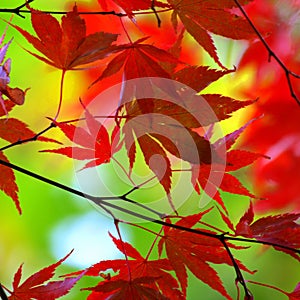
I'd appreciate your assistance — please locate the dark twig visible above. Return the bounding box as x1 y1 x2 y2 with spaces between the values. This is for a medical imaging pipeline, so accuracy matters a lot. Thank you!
0 158 299 257
234 0 300 106
151 0 161 28
2 0 35 18
0 284 8 300
219 234 253 300
0 1 171 19
0 123 56 152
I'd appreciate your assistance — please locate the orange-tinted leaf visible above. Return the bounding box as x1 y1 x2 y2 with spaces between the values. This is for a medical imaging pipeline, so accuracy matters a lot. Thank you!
7 250 82 300
0 151 20 213
169 0 254 67
9 5 118 70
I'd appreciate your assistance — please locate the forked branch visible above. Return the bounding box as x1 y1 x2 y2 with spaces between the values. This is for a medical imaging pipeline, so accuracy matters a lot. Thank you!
234 0 300 106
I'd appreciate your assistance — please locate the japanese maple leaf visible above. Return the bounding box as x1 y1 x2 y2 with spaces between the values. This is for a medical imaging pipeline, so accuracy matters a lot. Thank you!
6 250 83 300
0 105 58 213
191 118 266 213
0 151 19 213
85 277 168 300
41 108 121 169
98 0 170 19
8 5 118 70
158 212 253 299
74 233 184 299
93 37 179 85
234 202 300 259
168 0 254 67
0 34 26 112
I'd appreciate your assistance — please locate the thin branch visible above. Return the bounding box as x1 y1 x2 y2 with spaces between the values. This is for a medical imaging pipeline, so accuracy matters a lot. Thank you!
234 0 300 106
0 157 299 257
0 0 34 18
219 234 253 299
0 123 55 152
151 0 161 28
0 284 8 300
54 69 66 121
0 1 171 18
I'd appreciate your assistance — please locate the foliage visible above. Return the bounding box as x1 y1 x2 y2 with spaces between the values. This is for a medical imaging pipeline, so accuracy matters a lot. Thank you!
0 0 300 299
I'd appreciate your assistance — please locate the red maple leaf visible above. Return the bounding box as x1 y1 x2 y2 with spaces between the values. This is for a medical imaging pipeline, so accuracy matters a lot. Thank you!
158 211 253 299
234 202 300 259
0 102 58 213
0 151 19 212
8 5 118 70
93 37 179 85
168 0 255 67
5 250 83 300
41 108 121 169
191 120 266 213
219 201 300 259
85 277 168 300
77 233 184 299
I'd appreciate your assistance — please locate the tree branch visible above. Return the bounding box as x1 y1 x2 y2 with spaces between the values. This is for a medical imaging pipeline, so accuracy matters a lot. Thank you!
219 234 253 299
0 0 171 19
0 158 299 257
234 0 300 106
0 123 55 152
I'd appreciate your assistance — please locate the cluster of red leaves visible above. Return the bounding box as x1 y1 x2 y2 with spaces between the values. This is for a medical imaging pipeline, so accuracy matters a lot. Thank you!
13 3 262 213
65 211 253 299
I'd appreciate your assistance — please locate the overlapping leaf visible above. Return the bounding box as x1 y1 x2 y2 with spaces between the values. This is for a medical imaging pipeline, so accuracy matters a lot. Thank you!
158 212 253 298
234 202 300 259
191 119 265 213
41 109 121 169
6 251 82 300
0 101 57 213
9 5 118 70
168 0 255 67
93 37 179 85
80 233 184 299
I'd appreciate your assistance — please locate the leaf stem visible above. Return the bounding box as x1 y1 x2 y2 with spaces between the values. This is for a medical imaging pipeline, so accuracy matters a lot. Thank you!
54 69 66 121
